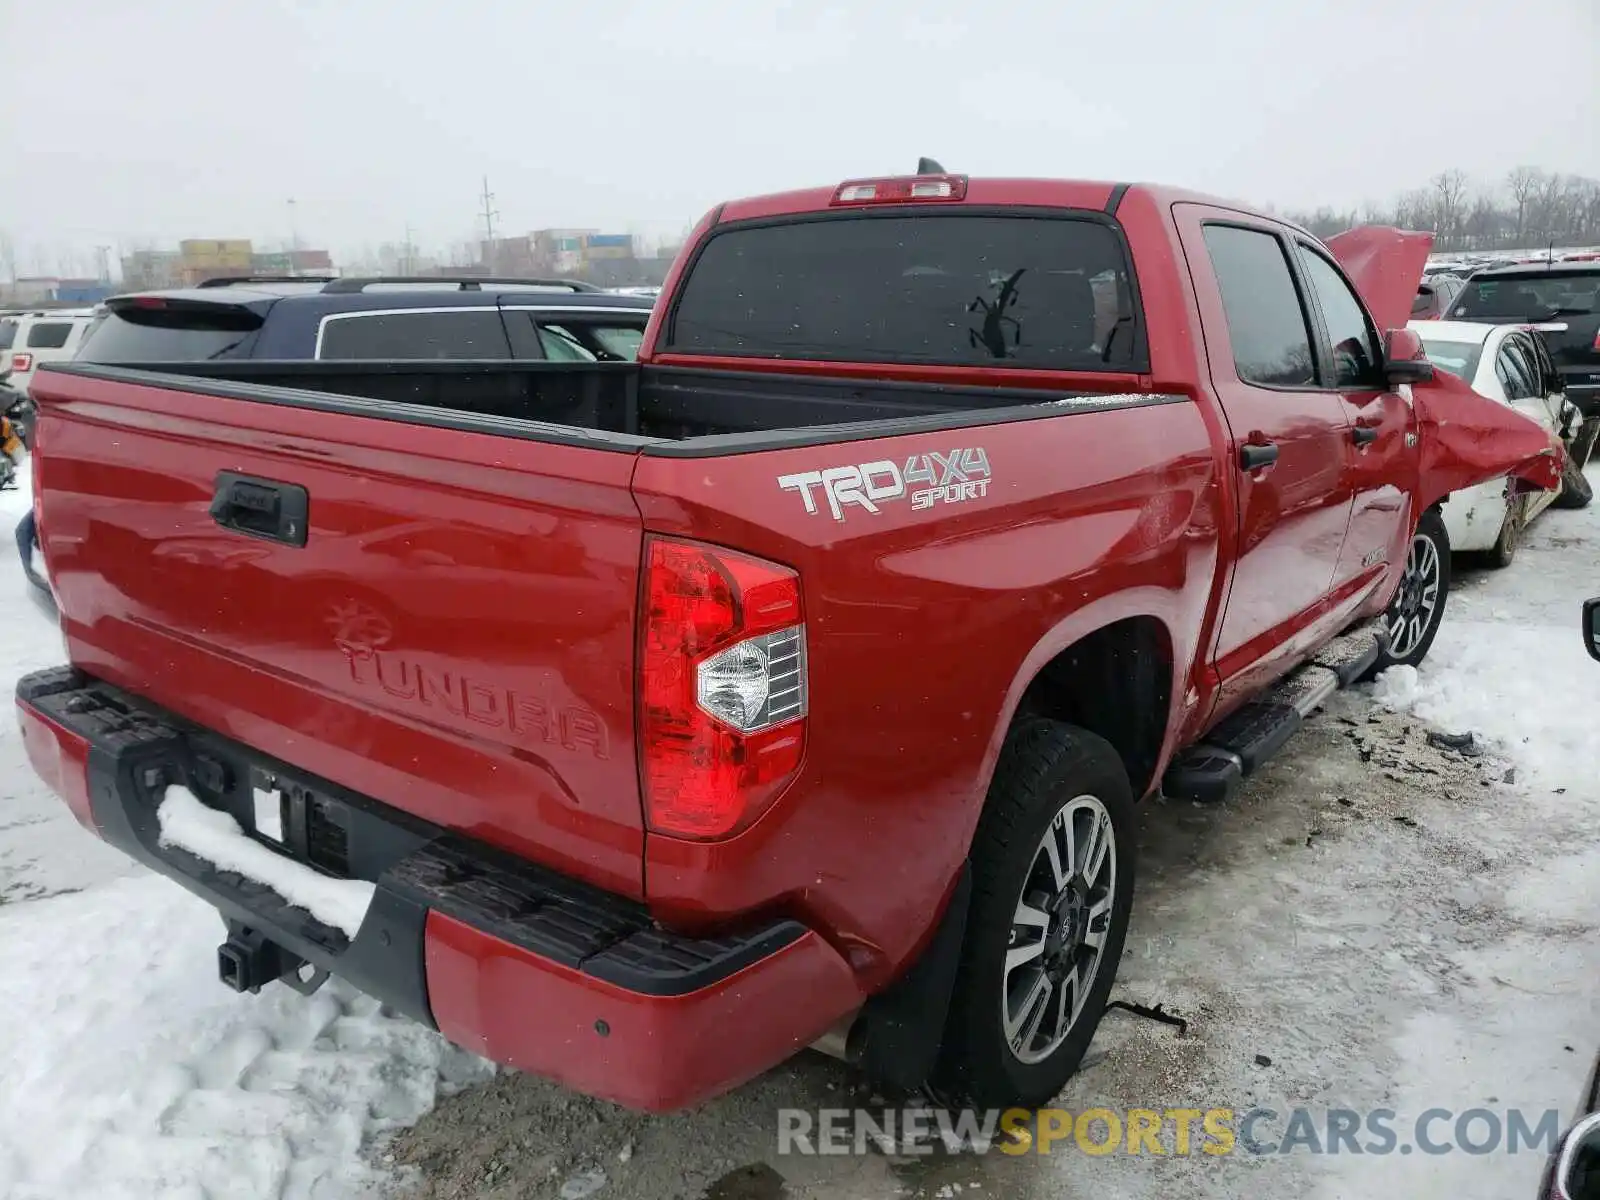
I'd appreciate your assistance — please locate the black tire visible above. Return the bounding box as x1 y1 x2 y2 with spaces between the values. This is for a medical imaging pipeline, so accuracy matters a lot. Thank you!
1369 508 1451 675
1554 453 1593 510
1569 415 1599 471
1485 498 1524 569
934 719 1136 1109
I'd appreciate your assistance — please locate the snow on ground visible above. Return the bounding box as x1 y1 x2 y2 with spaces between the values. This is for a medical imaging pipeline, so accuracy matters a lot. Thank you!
0 459 492 1200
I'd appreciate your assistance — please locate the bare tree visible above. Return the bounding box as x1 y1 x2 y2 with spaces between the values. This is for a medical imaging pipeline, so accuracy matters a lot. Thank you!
1506 166 1542 243
1431 170 1469 242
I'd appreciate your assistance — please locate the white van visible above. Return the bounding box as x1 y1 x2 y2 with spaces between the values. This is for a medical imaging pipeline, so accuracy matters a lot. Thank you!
0 309 100 396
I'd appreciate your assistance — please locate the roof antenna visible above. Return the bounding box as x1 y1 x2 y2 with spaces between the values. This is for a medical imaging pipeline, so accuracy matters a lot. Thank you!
917 157 946 175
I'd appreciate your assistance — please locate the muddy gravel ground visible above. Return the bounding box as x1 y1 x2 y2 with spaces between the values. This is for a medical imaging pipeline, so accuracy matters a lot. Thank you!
376 676 1597 1199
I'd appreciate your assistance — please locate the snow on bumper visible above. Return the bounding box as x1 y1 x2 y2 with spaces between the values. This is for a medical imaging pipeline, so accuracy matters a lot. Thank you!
14 666 862 1112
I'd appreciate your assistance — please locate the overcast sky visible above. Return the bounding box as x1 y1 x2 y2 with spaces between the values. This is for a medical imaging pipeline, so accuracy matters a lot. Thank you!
4 0 1598 271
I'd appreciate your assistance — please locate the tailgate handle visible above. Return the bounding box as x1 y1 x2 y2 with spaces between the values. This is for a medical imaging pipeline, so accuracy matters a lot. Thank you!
210 472 309 547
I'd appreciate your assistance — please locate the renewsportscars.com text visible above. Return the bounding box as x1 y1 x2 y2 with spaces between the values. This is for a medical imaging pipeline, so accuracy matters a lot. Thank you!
776 1105 1564 1157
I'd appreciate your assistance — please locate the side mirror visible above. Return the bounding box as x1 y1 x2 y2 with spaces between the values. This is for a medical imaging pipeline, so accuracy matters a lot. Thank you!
1547 1109 1600 1199
1586 597 1600 663
1383 328 1435 385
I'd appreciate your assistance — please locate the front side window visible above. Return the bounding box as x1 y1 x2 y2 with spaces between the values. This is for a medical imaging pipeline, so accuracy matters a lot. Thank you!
1298 246 1381 388
317 310 511 359
1201 224 1315 388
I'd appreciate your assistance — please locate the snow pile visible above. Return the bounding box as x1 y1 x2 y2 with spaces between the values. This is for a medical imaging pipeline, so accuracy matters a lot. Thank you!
0 876 493 1200
157 785 375 939
1369 663 1421 710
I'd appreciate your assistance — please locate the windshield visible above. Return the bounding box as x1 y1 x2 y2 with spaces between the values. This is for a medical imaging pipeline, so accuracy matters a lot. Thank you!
1418 338 1483 382
667 214 1143 370
1451 271 1600 319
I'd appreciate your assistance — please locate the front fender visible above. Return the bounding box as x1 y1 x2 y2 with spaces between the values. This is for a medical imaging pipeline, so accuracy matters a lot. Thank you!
1412 368 1565 513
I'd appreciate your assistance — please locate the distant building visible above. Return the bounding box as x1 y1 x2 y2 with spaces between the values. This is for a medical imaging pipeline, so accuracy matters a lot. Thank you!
582 233 634 262
54 279 117 304
250 248 334 275
532 229 598 276
121 250 184 290
4 277 63 305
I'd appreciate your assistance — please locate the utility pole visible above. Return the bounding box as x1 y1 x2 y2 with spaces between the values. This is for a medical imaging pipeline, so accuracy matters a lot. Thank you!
479 176 499 272
287 197 300 258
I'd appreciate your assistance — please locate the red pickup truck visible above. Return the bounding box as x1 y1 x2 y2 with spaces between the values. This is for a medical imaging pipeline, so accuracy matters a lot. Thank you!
17 172 1563 1114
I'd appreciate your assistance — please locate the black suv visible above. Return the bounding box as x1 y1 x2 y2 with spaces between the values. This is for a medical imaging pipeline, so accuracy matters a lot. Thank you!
1450 263 1600 417
15 274 655 598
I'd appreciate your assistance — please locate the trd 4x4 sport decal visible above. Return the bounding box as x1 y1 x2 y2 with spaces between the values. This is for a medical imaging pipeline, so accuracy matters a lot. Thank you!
778 449 991 522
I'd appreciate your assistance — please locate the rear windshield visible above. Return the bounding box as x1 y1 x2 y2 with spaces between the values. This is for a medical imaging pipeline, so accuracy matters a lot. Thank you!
0 319 16 351
1452 271 1600 319
1418 338 1483 382
76 303 263 363
667 214 1143 370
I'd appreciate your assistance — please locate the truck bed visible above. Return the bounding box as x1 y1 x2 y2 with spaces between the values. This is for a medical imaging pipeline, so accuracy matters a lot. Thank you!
45 359 1150 450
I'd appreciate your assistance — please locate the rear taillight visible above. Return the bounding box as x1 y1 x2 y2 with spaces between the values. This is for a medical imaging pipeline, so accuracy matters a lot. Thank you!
1592 329 1600 351
10 353 32 373
640 537 807 839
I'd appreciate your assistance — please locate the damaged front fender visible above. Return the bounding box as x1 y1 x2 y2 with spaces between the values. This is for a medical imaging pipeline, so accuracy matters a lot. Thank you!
1411 367 1566 513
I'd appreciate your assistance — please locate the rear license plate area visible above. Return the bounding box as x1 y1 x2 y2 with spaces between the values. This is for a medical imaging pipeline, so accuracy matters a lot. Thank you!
190 746 353 876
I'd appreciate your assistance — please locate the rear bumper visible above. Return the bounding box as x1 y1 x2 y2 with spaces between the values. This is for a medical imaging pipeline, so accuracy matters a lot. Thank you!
15 666 860 1112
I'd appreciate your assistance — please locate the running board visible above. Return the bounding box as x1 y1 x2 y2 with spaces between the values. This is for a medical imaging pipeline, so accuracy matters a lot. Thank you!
1162 619 1386 803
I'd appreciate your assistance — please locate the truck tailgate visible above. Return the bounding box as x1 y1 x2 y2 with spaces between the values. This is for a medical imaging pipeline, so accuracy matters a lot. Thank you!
32 368 648 899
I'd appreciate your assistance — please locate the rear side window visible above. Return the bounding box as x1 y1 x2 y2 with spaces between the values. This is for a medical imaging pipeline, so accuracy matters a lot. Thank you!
667 215 1143 370
1412 286 1435 315
0 319 17 351
1201 225 1316 388
76 304 262 363
317 310 511 359
24 322 73 350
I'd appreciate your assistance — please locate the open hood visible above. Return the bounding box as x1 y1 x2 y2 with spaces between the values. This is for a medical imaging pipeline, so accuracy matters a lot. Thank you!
1325 226 1435 334
1411 366 1566 512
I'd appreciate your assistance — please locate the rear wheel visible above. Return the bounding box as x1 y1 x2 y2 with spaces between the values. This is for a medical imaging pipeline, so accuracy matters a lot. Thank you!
1486 497 1524 569
1554 453 1593 510
1369 509 1451 675
934 719 1135 1109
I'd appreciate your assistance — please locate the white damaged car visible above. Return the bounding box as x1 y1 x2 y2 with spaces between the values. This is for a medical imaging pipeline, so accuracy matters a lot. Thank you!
1410 319 1590 566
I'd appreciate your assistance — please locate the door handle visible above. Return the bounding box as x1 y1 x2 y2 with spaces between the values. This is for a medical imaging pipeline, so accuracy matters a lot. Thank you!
1352 424 1379 446
1238 441 1279 471
210 472 309 547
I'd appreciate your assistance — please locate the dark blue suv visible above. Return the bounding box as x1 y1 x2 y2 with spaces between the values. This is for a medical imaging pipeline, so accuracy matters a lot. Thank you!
16 274 655 599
